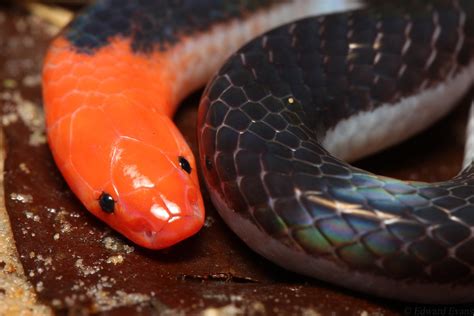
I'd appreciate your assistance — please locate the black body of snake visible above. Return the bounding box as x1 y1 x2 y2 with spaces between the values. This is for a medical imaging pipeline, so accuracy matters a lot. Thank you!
198 0 474 303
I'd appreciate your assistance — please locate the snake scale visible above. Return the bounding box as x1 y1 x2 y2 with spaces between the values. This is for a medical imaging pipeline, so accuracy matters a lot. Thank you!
43 0 474 303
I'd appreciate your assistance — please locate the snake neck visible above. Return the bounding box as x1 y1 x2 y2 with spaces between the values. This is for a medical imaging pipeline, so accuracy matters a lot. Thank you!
47 0 362 119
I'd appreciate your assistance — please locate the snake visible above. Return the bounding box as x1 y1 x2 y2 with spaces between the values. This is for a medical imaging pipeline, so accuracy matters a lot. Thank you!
42 0 474 303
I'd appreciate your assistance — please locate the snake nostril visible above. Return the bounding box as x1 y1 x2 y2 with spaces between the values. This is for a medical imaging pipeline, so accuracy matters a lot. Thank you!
144 230 156 240
187 187 198 204
186 187 202 219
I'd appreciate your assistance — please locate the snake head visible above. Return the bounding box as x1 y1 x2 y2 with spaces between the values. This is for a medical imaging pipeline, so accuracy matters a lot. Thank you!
103 137 204 249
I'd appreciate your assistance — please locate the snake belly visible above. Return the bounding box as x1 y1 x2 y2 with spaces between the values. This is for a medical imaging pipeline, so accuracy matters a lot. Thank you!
198 1 474 303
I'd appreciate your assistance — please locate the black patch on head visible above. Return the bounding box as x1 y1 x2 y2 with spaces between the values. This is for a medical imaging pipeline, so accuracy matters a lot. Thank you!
179 156 192 174
65 0 280 54
99 192 115 213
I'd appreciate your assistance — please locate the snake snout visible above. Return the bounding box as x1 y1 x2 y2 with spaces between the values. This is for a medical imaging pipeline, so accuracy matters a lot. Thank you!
125 210 203 249
153 187 205 248
120 189 204 249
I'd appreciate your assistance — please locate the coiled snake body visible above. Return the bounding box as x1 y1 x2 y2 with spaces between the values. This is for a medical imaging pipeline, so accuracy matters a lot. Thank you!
43 0 474 303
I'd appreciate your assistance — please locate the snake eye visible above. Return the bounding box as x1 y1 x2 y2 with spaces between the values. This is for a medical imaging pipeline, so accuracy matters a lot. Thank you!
178 156 191 174
99 192 115 213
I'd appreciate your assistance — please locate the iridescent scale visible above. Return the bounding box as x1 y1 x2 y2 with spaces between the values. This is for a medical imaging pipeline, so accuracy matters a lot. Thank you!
198 0 474 302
